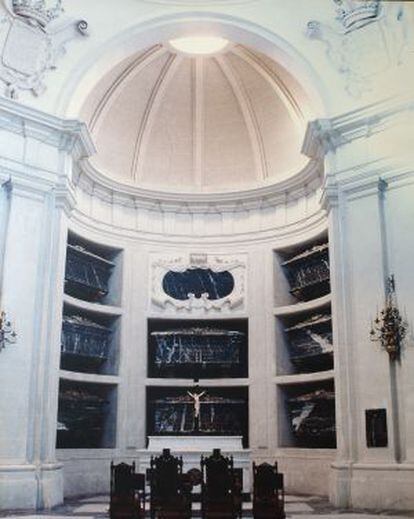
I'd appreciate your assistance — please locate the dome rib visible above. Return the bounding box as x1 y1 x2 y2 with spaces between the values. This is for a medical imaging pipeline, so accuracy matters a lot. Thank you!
193 57 205 188
215 54 267 181
90 45 165 134
132 53 183 181
84 43 311 192
233 46 304 131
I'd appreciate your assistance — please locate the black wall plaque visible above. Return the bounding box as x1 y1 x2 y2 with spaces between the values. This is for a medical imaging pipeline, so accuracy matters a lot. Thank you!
148 318 248 379
366 408 388 448
162 268 234 301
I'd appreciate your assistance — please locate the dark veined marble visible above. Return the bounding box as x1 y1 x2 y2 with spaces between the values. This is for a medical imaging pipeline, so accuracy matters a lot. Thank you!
147 387 249 446
366 408 388 447
282 243 330 301
65 244 114 302
147 319 248 379
288 388 336 448
286 314 333 373
152 328 243 365
60 315 112 373
61 315 111 359
56 383 109 449
162 268 235 301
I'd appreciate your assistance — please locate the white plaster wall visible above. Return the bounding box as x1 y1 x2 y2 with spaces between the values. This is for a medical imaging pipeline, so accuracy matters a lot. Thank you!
54 197 331 498
0 0 413 510
320 96 414 509
385 181 414 464
0 0 410 125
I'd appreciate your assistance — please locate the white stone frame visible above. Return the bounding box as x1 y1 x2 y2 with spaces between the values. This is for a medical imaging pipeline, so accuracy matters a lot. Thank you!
150 252 247 313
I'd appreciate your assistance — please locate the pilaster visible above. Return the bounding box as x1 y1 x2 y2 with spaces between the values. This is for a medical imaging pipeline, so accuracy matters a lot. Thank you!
0 99 93 510
305 94 414 510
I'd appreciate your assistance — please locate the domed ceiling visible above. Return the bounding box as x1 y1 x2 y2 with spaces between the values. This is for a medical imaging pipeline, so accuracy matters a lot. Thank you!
81 43 312 193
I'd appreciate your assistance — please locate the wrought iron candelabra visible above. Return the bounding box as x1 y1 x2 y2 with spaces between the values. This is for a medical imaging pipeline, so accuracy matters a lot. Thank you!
370 275 407 362
0 310 17 352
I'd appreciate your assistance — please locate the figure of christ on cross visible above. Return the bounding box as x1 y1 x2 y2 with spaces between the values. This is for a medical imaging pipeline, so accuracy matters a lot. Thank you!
187 387 207 432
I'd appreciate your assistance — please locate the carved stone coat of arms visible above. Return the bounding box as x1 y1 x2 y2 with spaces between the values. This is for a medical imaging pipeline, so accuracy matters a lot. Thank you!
0 0 88 98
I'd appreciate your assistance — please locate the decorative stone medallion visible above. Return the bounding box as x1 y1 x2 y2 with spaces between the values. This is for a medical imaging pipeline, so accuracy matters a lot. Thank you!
150 252 247 313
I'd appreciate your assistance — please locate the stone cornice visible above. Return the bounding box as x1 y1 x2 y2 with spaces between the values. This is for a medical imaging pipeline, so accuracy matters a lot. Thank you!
303 95 414 158
0 97 95 158
0 165 77 214
0 98 324 212
77 157 323 212
322 160 414 212
54 177 77 217
70 204 328 247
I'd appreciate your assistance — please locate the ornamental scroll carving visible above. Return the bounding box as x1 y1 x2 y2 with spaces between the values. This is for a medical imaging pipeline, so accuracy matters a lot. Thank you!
150 253 247 313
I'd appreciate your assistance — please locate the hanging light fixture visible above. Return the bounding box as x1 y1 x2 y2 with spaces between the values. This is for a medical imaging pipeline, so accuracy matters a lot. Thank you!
370 275 407 362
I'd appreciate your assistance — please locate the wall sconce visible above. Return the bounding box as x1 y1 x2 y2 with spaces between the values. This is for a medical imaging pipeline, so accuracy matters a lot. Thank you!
0 310 17 352
370 275 407 362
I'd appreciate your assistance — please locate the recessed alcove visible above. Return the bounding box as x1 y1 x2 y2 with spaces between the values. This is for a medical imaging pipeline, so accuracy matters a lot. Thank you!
56 380 117 449
56 231 123 453
273 235 336 454
147 318 249 379
277 379 336 449
65 232 123 307
146 385 249 447
60 303 121 376
275 301 333 376
273 235 330 308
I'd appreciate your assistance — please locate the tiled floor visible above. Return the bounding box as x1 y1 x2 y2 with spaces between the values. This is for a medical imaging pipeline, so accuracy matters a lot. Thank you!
2 494 414 518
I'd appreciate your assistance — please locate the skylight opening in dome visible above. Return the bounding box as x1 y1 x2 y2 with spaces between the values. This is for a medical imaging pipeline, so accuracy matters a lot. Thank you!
168 36 229 55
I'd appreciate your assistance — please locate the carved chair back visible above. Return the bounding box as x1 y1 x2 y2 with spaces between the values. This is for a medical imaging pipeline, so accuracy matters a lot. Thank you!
201 449 240 518
150 448 183 500
252 462 285 519
149 448 191 518
203 449 234 498
110 462 145 519
111 462 136 497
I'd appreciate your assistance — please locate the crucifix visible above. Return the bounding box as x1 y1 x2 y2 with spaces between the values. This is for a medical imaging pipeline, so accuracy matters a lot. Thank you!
187 383 207 432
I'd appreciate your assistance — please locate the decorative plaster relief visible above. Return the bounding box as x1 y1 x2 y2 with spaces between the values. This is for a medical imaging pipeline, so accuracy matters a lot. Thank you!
151 252 247 313
307 1 409 97
0 0 88 98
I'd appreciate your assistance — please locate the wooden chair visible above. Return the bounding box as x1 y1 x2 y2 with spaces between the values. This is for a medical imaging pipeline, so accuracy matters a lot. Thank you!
149 448 192 519
201 449 241 519
252 462 285 519
110 461 145 519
